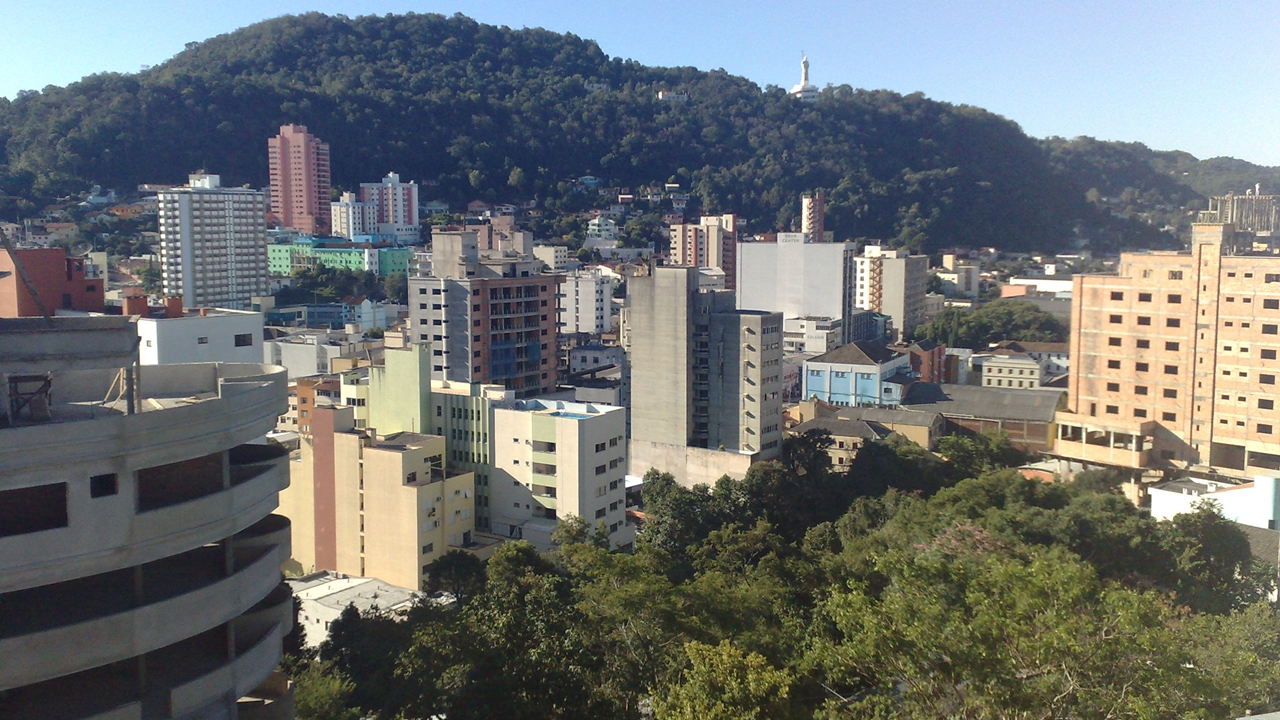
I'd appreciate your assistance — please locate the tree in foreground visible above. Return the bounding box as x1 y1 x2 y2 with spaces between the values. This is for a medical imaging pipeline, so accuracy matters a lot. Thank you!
652 640 795 720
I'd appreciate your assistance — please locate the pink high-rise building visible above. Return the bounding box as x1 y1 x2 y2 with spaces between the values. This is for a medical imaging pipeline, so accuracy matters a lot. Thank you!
268 124 331 234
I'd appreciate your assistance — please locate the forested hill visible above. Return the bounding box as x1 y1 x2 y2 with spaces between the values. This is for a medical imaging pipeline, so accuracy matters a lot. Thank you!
0 12 1274 252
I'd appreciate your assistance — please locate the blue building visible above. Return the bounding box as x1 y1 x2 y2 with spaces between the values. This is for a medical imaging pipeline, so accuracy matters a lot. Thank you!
803 340 913 407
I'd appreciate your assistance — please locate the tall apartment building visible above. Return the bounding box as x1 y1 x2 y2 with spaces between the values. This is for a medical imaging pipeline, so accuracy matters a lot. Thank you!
491 399 633 550
268 123 331 234
624 266 783 486
801 190 827 242
1055 223 1280 477
408 230 561 397
0 247 104 317
669 214 738 288
853 245 928 341
159 173 269 310
736 236 857 344
280 344 477 590
562 267 611 334
0 316 292 718
330 191 379 239
359 172 420 242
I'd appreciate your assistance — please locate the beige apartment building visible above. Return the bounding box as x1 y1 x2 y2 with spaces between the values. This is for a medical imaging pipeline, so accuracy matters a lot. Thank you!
1055 223 1280 477
491 399 632 550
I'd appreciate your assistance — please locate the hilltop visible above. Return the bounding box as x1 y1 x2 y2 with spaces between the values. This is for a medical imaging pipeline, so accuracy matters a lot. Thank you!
0 12 1276 252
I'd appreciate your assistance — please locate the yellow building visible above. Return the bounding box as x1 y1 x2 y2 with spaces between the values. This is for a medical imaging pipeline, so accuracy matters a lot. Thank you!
1055 223 1280 478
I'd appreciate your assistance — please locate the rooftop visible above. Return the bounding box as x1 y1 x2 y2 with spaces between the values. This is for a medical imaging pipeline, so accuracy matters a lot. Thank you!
790 417 890 441
992 340 1069 354
901 383 1064 423
287 572 420 614
837 406 942 428
810 340 903 366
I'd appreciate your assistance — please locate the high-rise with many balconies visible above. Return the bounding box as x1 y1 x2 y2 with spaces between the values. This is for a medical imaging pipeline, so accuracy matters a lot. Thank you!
0 315 293 719
268 124 331 234
159 173 269 310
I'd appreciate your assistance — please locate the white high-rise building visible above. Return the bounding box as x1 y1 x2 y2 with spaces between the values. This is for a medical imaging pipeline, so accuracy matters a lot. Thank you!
330 191 379 239
853 245 928 341
562 268 611 334
159 173 269 310
736 237 858 343
359 172 420 242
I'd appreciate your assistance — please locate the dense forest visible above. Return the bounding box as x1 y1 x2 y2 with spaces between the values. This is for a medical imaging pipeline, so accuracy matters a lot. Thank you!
285 431 1280 719
1 13 1274 253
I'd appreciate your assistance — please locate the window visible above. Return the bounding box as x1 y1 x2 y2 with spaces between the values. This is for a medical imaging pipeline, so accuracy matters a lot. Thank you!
1266 325 1279 335
1107 360 1121 369
1162 412 1177 422
1165 342 1179 351
1262 374 1276 385
1265 350 1278 360
1266 299 1280 310
1167 294 1182 303
1108 337 1122 347
1110 291 1124 300
1138 292 1152 302
1135 386 1149 395
1137 339 1150 349
1166 318 1181 328
595 442 607 452
90 473 118 498
1163 365 1178 375
595 508 607 519
1168 270 1183 280
1261 424 1274 435
234 333 253 347
1109 314 1123 324
1261 399 1275 410
1163 388 1177 398
1227 296 1236 303
1137 316 1152 326
1106 382 1120 391
422 543 434 554
1136 362 1149 372
595 465 607 475
1133 409 1147 418
1105 405 1119 415
197 336 209 344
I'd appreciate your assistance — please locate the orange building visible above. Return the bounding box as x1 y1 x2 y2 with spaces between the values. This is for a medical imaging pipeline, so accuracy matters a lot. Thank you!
0 247 105 317
268 124 331 234
1055 223 1280 478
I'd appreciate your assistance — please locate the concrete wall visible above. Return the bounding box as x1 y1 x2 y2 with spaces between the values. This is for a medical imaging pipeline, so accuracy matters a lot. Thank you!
628 439 756 489
626 268 695 447
736 242 854 330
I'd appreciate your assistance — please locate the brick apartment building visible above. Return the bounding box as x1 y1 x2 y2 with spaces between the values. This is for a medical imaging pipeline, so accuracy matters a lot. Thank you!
0 247 104 317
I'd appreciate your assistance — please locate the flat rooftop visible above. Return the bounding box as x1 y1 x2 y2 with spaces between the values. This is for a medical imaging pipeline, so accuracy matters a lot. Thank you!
287 572 419 614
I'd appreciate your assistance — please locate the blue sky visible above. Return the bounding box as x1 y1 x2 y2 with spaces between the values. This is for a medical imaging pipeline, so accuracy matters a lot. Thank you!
3 0 1278 165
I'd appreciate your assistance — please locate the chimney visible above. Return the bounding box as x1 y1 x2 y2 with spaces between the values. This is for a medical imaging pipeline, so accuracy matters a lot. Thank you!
123 295 148 317
164 296 183 319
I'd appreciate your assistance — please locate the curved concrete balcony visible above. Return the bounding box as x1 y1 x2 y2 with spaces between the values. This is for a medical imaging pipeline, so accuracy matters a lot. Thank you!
238 672 295 720
0 539 285 691
170 624 284 719
1 444 290 595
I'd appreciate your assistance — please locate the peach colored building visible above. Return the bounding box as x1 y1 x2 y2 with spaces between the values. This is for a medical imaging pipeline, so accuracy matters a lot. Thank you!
0 247 104 317
268 124 331 234
1055 223 1280 478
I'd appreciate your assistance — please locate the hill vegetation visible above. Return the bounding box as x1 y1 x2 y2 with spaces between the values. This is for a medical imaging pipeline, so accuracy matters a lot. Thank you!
0 13 1275 254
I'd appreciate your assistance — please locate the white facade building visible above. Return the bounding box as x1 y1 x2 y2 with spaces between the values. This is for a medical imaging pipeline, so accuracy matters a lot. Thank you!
330 191 380 240
783 316 843 354
533 244 570 271
562 268 611 334
138 309 264 365
490 399 633 550
736 238 857 343
853 245 928 342
287 571 420 648
1149 476 1280 531
585 216 619 249
359 172 420 242
570 343 625 373
159 173 269 310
